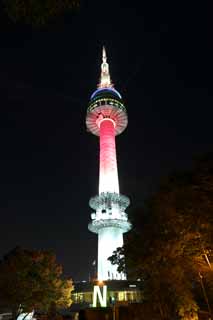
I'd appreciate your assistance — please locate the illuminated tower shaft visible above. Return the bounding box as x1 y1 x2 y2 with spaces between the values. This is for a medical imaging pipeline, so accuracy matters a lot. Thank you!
86 48 131 281
99 119 119 194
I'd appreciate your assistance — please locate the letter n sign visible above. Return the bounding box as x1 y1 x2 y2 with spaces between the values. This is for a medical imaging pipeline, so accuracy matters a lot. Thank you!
93 285 107 307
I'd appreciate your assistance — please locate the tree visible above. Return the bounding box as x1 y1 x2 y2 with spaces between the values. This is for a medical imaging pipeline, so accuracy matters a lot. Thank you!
0 247 73 319
2 0 79 26
109 153 213 319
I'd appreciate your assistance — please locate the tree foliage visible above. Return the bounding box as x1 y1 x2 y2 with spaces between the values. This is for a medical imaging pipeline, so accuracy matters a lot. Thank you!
2 0 79 26
0 247 73 319
109 153 213 319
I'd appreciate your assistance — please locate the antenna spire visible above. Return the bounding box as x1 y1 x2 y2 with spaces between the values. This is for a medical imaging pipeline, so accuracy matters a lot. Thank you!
98 46 113 88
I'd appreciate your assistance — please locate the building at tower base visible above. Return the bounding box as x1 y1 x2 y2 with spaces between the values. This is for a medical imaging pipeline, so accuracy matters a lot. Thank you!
71 280 143 308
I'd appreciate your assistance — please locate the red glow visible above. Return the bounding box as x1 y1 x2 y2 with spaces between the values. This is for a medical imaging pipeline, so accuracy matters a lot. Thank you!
99 119 119 194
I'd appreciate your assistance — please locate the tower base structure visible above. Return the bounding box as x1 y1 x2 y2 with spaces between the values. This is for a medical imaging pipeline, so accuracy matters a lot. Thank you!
88 192 131 281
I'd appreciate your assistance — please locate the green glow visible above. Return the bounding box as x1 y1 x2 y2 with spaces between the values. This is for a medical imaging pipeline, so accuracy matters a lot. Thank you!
88 98 126 114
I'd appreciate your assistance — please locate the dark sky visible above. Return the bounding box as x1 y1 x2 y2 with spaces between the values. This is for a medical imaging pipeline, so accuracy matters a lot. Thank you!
0 0 212 280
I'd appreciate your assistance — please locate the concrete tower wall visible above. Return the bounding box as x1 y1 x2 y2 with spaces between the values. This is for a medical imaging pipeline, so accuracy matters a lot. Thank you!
98 227 126 280
99 119 119 194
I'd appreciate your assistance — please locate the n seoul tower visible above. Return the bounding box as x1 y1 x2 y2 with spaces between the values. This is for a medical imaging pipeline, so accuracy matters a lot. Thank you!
86 48 132 281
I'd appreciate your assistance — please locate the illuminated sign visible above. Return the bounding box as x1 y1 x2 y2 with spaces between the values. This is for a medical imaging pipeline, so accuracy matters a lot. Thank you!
93 285 107 307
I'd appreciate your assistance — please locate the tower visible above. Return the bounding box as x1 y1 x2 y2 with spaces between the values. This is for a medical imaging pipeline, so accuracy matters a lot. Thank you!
86 48 132 281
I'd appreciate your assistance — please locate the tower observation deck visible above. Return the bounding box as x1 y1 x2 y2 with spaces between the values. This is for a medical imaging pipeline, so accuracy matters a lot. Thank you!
86 48 132 281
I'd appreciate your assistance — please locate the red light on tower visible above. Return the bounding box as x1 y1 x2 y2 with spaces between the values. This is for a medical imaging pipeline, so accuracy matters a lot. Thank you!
99 118 119 194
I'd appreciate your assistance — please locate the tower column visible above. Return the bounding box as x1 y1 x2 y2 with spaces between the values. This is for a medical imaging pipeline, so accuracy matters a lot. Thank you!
99 118 119 194
98 227 125 280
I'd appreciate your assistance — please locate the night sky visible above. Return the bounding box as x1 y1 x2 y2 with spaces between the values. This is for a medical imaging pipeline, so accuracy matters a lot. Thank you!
0 1 212 280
